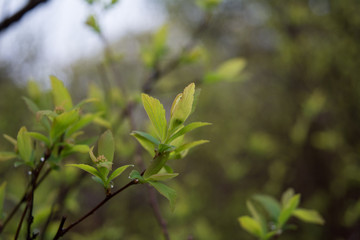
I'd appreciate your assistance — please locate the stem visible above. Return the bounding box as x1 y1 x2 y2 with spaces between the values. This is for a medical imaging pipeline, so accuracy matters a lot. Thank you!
14 203 29 240
53 179 139 239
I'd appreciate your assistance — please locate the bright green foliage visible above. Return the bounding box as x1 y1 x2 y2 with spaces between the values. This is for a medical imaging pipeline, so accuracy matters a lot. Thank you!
148 181 177 211
68 130 133 190
204 58 246 83
50 109 80 142
0 182 6 220
50 76 73 111
238 189 324 239
17 127 33 166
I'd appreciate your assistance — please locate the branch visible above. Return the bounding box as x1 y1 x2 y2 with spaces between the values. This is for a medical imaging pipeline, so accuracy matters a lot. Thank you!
0 0 50 33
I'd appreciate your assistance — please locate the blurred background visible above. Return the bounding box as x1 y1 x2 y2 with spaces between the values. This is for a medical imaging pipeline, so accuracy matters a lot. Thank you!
1 0 360 239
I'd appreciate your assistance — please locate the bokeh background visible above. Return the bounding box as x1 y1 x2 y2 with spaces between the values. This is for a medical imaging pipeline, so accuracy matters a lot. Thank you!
1 0 360 239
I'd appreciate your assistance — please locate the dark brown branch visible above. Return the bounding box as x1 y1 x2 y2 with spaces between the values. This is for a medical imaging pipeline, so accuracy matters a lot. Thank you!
0 0 50 33
53 179 139 239
14 203 29 240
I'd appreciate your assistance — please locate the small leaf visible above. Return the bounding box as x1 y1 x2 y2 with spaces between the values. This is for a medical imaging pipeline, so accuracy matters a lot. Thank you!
98 130 115 163
0 182 6 219
175 140 209 153
129 170 146 183
67 113 101 137
73 98 99 109
144 152 169 179
141 93 167 141
0 152 17 161
28 132 50 146
66 164 103 180
50 76 73 110
22 97 40 114
86 15 101 33
253 194 281 221
131 132 155 157
166 122 211 144
293 208 324 225
50 109 80 142
169 83 195 132
238 216 262 238
247 201 267 236
107 165 134 182
148 181 177 211
146 173 179 181
62 144 90 157
17 127 33 163
93 117 112 129
131 131 160 146
281 188 295 207
3 134 17 146
204 58 246 83
278 194 300 228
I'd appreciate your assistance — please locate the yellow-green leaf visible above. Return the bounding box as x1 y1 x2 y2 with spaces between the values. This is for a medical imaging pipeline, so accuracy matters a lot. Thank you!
50 109 80 141
204 58 246 83
278 194 300 228
146 173 179 181
149 181 177 211
166 122 211 144
175 140 209 153
238 216 262 238
141 93 167 141
0 152 17 161
66 164 103 181
3 134 17 146
98 130 115 163
107 165 134 182
293 208 325 225
50 75 73 110
17 127 33 163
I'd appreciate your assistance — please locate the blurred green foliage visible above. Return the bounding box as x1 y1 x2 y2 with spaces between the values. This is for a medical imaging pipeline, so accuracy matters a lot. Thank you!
1 0 360 239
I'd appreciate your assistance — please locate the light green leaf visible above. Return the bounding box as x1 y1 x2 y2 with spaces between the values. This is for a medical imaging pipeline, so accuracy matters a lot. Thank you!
293 208 324 225
247 201 267 236
73 98 99 109
166 122 211 144
98 130 115 163
67 113 101 137
3 134 17 146
238 216 262 238
149 181 177 211
131 132 155 157
153 24 168 58
129 170 146 183
66 164 103 180
86 15 101 33
62 145 90 157
278 194 300 228
253 194 281 221
22 96 40 114
0 152 17 161
204 58 246 83
50 109 80 141
169 83 195 133
144 153 169 179
0 182 6 219
93 117 112 129
17 127 33 163
141 93 167 141
175 140 209 153
50 75 73 110
281 188 295 207
107 165 134 182
131 131 160 146
146 173 179 181
28 132 50 146
89 146 97 163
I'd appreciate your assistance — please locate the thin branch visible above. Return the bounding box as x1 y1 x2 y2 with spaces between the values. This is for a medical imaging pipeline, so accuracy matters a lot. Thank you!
14 203 29 240
53 179 139 239
0 0 50 33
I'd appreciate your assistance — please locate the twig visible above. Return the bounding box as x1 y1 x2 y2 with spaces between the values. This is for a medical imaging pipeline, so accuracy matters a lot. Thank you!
14 203 29 240
53 179 139 239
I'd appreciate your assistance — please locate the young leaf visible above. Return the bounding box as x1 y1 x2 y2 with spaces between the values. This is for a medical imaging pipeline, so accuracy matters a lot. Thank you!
169 83 195 132
146 173 179 181
17 127 33 163
141 93 167 141
247 200 267 236
28 132 50 146
0 182 6 219
0 152 17 161
175 140 209 153
204 58 246 83
131 132 156 157
131 131 160 146
66 164 103 181
144 152 169 179
50 76 73 111
293 208 325 225
238 216 262 238
107 165 134 182
148 181 177 210
3 134 17 146
166 122 211 144
50 109 80 141
281 188 295 207
253 194 281 221
22 96 40 114
98 130 115 163
278 194 300 228
129 170 146 183
67 113 101 137
86 15 101 33
61 145 90 157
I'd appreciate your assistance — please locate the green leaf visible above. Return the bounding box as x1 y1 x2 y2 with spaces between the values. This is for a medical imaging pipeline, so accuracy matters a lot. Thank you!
129 170 146 183
107 165 134 182
278 194 300 228
17 127 33 163
86 15 101 33
169 83 195 133
0 182 6 219
253 194 281 221
204 58 246 83
247 201 267 237
28 132 50 146
146 173 179 181
131 132 155 157
293 208 324 225
238 216 262 238
50 109 80 142
141 93 167 141
196 0 222 11
66 164 103 180
175 140 209 153
73 98 99 109
131 131 160 146
166 122 211 144
50 75 73 111
62 144 90 157
93 117 112 129
3 134 17 146
67 113 101 137
0 152 17 161
281 188 295 207
144 152 169 179
22 96 40 114
148 181 177 211
98 130 115 163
